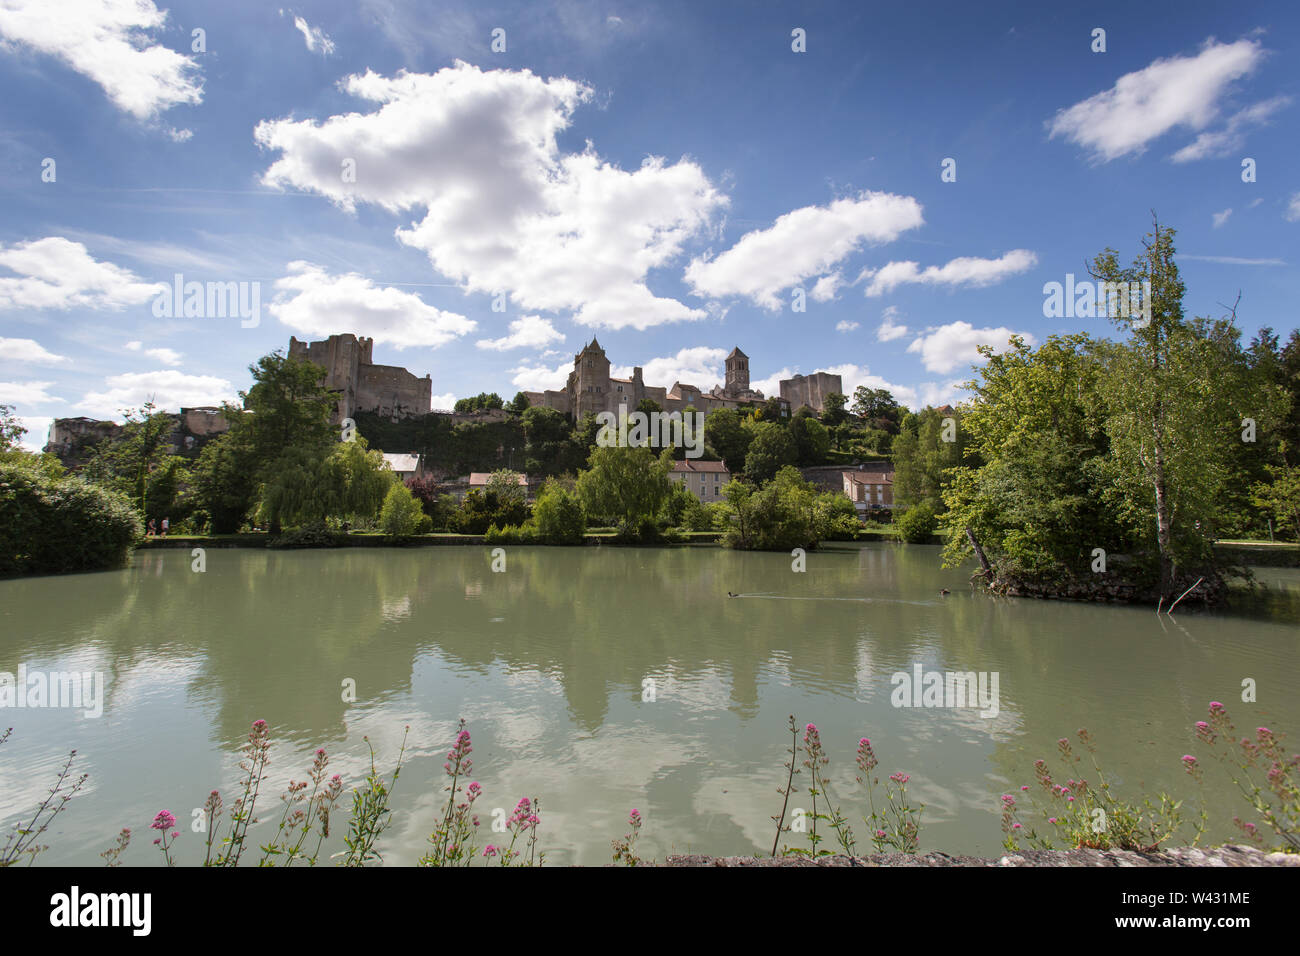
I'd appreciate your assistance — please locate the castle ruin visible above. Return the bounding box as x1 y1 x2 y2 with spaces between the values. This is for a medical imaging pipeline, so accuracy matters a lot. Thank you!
288 333 432 422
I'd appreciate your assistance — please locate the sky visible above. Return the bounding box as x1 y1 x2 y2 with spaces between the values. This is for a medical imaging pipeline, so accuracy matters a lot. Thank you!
1 0 1297 451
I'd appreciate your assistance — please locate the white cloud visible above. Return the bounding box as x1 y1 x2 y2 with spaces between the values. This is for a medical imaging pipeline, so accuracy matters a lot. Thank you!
124 340 142 351
835 320 859 333
611 346 728 390
0 0 203 119
0 237 164 311
819 364 919 411
1170 96 1290 163
1286 193 1300 223
430 392 456 410
1047 38 1267 163
684 192 924 310
861 249 1036 297
0 337 67 364
145 347 182 366
270 261 475 348
14 415 52 452
748 366 792 399
906 321 1036 375
79 370 237 418
476 315 564 351
1178 255 1284 266
1212 208 1233 229
509 360 571 392
255 63 726 330
293 15 335 54
811 273 844 303
876 305 909 342
0 380 64 406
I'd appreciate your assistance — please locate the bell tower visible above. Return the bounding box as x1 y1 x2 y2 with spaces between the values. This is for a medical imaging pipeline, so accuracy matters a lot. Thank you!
725 346 749 396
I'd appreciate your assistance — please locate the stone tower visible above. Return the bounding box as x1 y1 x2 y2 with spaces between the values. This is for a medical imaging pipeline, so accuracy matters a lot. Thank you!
725 346 749 396
567 338 612 418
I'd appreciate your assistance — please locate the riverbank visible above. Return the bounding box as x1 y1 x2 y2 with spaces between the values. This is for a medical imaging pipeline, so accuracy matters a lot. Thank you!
666 846 1299 866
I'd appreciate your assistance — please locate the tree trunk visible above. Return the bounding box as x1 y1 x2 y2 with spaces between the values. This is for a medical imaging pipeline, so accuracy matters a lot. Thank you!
966 527 992 581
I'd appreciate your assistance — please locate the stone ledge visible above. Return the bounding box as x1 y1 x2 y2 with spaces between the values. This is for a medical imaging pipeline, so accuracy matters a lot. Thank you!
663 845 1299 867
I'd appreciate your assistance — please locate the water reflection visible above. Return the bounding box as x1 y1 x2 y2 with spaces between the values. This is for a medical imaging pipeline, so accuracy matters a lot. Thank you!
0 543 1296 865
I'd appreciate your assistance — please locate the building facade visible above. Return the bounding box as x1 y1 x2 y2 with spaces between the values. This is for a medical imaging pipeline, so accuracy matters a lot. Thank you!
669 459 731 502
288 333 432 422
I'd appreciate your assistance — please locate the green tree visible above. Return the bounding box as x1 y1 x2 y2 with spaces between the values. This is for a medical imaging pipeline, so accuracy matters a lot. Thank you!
1089 218 1272 596
576 444 673 536
529 477 587 544
744 421 797 483
380 482 424 536
704 408 752 473
891 406 967 511
454 392 504 414
789 411 831 466
820 392 848 427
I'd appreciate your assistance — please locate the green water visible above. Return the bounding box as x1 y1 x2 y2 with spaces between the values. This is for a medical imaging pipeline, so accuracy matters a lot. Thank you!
1 543 1297 865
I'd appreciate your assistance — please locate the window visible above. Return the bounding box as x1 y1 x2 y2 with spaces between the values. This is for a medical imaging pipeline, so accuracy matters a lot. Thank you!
617 385 623 392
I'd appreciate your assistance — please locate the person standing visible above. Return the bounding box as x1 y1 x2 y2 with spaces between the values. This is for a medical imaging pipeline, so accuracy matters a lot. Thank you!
161 517 169 538
147 518 156 537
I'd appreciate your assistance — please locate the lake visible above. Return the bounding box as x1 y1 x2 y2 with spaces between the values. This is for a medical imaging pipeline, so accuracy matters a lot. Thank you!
2 543 1297 865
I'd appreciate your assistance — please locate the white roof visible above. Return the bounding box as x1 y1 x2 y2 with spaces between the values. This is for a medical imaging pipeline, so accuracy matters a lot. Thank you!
382 453 421 472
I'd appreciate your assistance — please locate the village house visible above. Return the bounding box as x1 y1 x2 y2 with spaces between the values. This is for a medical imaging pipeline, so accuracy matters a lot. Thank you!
843 468 895 516
669 459 730 502
381 453 423 482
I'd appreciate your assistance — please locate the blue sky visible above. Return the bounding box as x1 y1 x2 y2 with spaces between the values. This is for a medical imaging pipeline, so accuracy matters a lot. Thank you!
1 0 1297 450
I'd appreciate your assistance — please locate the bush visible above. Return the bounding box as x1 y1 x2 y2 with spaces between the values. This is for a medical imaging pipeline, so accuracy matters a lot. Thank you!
380 483 424 537
895 502 939 543
267 520 347 549
0 461 142 576
529 479 586 544
484 523 536 545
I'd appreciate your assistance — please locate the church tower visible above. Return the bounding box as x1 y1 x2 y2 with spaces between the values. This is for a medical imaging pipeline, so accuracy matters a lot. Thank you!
725 346 749 396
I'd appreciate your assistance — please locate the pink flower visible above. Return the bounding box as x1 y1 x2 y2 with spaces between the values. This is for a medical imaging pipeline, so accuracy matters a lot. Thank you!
150 810 176 832
1048 817 1058 824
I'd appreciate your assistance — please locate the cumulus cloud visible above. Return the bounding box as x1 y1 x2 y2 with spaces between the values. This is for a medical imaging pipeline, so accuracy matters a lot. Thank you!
430 392 457 410
270 261 475 349
835 320 859 332
860 250 1036 297
876 305 908 342
0 337 67 364
0 237 164 311
1047 38 1268 163
811 272 845 303
0 380 64 406
476 315 564 351
1170 95 1290 163
1212 208 1233 229
79 370 237 418
293 15 335 54
1287 193 1300 223
508 360 571 392
255 62 726 330
684 192 924 310
0 0 203 119
906 321 1035 375
611 346 728 390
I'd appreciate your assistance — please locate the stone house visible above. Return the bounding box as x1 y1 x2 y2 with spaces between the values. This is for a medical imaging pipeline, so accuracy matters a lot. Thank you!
669 459 731 503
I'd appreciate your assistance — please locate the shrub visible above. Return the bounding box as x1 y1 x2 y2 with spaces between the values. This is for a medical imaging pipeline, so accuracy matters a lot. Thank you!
895 501 939 543
267 520 346 549
484 523 535 544
0 462 142 576
380 483 424 536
